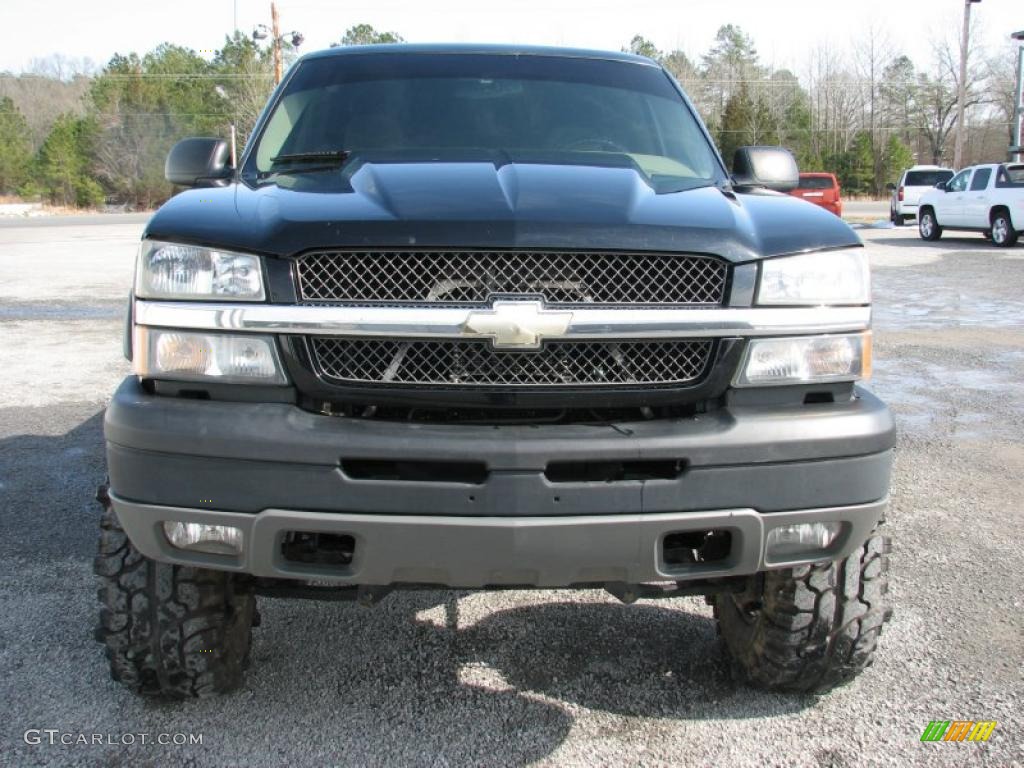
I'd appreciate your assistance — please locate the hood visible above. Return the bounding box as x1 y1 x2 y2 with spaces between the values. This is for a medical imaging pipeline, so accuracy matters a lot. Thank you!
145 161 860 262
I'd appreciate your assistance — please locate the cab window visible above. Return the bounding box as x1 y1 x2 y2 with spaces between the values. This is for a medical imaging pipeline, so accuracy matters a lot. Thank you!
969 168 991 191
947 169 971 193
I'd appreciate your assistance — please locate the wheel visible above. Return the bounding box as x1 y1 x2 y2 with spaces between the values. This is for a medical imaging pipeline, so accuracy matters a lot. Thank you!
990 210 1019 248
94 503 256 699
918 209 941 240
714 529 892 694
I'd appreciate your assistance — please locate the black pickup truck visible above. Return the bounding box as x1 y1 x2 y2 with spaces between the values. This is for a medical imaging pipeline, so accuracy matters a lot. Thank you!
95 45 894 699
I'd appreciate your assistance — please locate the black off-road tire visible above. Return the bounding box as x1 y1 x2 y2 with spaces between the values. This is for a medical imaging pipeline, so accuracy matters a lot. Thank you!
714 529 892 694
94 504 256 699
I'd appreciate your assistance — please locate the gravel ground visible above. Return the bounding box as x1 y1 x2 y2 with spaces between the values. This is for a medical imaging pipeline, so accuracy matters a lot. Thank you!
0 215 1021 767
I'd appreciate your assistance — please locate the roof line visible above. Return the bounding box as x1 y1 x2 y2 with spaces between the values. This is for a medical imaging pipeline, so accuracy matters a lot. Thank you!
299 43 659 67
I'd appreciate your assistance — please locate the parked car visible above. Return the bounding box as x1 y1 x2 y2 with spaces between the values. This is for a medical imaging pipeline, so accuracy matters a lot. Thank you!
95 44 894 699
918 162 1024 246
789 172 842 216
888 165 954 226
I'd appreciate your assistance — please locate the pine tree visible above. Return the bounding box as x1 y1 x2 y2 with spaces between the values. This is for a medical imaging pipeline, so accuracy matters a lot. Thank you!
718 84 755 170
0 97 32 195
37 114 103 207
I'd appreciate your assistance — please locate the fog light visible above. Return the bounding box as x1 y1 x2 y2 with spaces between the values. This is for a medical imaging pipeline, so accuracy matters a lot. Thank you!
765 522 842 559
163 521 243 556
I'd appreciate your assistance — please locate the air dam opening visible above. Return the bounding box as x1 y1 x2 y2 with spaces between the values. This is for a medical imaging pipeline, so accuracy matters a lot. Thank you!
663 529 732 566
341 459 488 485
281 532 355 567
545 459 687 483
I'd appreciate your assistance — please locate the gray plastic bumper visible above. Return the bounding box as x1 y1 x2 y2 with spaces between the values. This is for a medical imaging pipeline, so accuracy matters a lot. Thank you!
109 493 887 587
104 376 895 585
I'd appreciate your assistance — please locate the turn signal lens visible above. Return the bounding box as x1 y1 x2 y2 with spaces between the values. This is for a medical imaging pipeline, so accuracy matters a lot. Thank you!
735 332 869 387
134 328 287 384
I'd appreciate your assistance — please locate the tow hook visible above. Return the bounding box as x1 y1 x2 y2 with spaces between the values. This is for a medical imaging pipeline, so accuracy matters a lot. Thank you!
606 578 748 603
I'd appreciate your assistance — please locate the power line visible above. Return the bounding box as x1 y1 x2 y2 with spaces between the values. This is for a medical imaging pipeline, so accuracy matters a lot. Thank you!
0 73 273 80
0 74 998 88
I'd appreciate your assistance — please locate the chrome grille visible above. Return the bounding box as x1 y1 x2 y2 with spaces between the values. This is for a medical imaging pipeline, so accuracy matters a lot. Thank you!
310 338 713 387
296 251 727 306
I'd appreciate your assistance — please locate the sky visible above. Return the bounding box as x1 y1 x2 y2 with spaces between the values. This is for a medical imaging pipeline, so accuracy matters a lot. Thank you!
1 0 1022 75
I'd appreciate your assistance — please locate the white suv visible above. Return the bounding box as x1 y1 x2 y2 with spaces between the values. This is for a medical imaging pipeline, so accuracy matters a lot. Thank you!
918 163 1024 247
889 165 954 226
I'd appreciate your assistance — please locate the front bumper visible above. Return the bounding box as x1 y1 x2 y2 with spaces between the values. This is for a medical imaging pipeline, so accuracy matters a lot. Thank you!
105 377 895 587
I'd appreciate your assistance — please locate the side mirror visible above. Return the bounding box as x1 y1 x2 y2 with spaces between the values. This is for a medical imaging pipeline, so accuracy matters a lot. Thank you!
885 182 897 192
731 146 799 192
934 181 947 191
165 137 232 187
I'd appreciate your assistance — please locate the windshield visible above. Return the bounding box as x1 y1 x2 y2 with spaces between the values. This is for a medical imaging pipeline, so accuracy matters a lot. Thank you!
246 53 724 192
904 170 953 187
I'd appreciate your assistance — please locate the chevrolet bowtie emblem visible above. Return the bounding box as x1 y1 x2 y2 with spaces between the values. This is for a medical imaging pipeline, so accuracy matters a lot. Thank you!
462 300 574 349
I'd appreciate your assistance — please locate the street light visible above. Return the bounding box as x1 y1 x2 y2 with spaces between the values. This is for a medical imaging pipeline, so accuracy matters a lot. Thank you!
252 2 302 84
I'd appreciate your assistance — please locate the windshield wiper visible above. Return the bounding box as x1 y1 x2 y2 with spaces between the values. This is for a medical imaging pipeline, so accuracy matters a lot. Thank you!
271 150 351 164
259 150 352 179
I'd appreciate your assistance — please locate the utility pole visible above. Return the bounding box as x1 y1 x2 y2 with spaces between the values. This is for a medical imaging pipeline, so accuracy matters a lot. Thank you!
954 0 982 170
271 2 282 84
1013 31 1024 162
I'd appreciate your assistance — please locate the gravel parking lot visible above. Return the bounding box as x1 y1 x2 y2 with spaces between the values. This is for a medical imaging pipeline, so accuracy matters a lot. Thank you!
0 215 1021 767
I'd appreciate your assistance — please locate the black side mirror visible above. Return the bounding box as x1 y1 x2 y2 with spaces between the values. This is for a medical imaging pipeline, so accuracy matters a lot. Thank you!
935 181 947 191
885 182 897 192
731 146 799 192
165 137 232 187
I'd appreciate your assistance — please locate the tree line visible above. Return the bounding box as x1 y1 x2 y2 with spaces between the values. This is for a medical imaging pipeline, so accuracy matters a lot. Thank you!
0 22 1017 208
630 24 1017 195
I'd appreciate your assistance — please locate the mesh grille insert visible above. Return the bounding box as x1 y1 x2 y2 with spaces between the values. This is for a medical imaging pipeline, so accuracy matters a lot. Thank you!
311 338 713 387
296 250 727 306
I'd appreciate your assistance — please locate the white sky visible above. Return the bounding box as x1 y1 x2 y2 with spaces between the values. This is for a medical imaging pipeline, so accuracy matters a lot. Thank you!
1 0 1022 75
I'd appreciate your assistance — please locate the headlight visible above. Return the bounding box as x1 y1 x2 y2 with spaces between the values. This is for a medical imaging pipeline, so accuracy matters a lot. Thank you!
135 241 265 301
734 332 871 387
134 328 288 384
758 250 870 305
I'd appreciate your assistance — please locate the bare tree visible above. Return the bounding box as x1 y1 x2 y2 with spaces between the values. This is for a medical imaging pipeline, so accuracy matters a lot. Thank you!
914 31 982 166
0 73 91 150
853 23 895 194
27 54 97 81
986 42 1020 150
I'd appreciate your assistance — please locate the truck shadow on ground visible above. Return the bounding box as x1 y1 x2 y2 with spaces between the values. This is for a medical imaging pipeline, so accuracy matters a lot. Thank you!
236 588 815 764
0 407 107 562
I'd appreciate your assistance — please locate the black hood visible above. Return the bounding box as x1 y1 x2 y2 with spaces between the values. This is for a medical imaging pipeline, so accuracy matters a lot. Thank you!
145 160 860 262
